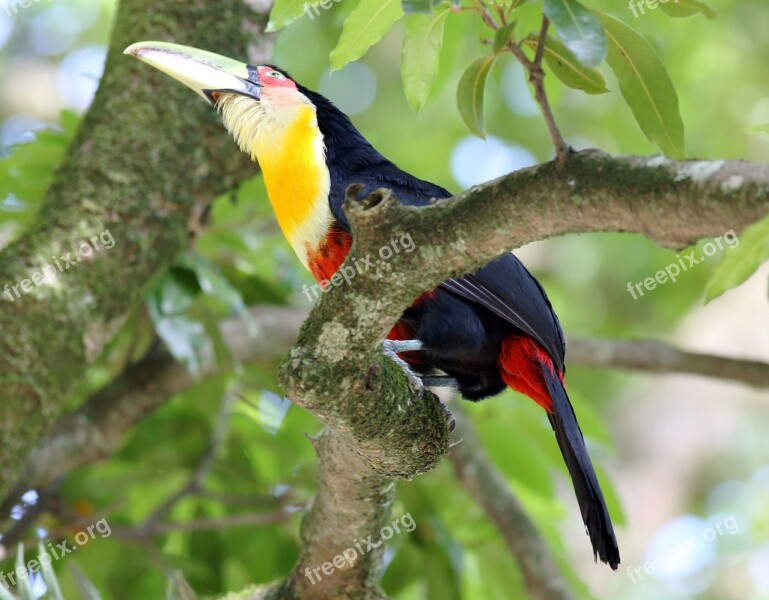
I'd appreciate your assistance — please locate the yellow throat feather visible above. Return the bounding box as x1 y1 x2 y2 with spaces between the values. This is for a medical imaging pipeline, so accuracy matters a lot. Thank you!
217 93 333 268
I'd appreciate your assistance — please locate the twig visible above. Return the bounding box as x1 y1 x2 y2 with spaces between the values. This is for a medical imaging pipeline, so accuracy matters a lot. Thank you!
567 337 769 389
142 385 237 528
527 17 570 162
477 5 569 162
109 510 291 541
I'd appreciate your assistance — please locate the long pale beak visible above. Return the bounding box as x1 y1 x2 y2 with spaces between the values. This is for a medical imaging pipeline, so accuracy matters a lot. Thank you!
124 41 261 104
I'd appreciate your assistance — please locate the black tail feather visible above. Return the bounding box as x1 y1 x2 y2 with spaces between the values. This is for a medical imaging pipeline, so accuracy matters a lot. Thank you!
541 364 620 569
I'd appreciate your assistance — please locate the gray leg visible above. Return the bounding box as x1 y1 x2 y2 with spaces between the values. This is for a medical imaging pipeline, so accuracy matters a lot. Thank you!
384 339 423 353
422 376 458 388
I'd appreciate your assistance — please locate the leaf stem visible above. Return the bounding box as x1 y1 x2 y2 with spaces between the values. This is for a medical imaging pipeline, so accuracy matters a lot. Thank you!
528 16 570 163
473 2 569 162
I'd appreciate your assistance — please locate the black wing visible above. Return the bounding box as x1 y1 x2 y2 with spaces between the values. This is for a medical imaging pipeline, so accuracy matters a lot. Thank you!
441 254 566 372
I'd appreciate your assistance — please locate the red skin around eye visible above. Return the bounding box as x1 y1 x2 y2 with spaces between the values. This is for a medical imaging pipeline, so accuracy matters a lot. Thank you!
256 66 297 89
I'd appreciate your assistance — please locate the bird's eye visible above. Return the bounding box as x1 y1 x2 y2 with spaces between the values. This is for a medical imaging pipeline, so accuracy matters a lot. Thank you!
265 70 285 80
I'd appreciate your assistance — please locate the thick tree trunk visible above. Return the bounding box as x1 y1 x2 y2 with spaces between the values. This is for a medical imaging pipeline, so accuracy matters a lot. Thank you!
0 0 273 495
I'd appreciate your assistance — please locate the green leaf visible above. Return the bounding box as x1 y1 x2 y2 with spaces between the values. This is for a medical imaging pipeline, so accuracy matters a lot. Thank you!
492 22 516 54
523 35 608 94
266 0 320 32
749 123 769 135
330 0 404 70
0 584 14 600
706 216 769 302
400 8 449 111
402 0 436 14
659 0 716 19
38 543 64 600
456 55 496 139
146 269 206 374
166 571 199 600
598 12 686 158
69 564 103 600
15 545 34 600
181 254 254 327
0 114 75 228
543 0 607 68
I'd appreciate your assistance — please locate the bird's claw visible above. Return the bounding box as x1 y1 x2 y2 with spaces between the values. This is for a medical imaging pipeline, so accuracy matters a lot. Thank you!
383 339 425 404
405 372 425 404
438 402 456 433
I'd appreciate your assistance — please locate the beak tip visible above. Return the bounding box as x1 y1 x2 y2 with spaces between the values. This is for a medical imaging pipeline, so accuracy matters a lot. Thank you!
124 43 141 57
124 42 159 58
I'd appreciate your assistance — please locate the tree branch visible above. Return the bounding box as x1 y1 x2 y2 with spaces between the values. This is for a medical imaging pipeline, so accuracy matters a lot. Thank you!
567 336 769 388
280 429 392 600
278 157 769 592
275 152 763 407
110 510 291 541
2 306 305 505
342 151 769 310
278 151 769 475
449 404 575 600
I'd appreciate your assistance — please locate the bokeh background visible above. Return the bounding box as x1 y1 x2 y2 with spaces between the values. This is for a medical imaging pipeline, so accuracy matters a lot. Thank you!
2 0 769 598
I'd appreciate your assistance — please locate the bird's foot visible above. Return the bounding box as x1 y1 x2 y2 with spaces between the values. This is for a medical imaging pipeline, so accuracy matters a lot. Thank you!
421 376 458 388
383 339 425 403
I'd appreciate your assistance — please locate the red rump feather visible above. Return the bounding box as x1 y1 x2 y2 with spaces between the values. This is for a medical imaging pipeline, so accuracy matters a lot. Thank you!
499 335 563 413
385 290 437 365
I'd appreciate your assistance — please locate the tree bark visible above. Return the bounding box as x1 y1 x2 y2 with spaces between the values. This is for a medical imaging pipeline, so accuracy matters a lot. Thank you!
0 0 273 496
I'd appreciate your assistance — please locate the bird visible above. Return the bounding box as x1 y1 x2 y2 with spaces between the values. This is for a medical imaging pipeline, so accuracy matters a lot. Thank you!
125 41 620 569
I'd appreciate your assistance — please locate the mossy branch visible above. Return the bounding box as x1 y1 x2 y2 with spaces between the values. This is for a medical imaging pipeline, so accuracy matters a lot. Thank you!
0 0 273 496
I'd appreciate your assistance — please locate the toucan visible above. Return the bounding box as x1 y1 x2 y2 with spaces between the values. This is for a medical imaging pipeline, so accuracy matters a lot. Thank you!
125 41 620 569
